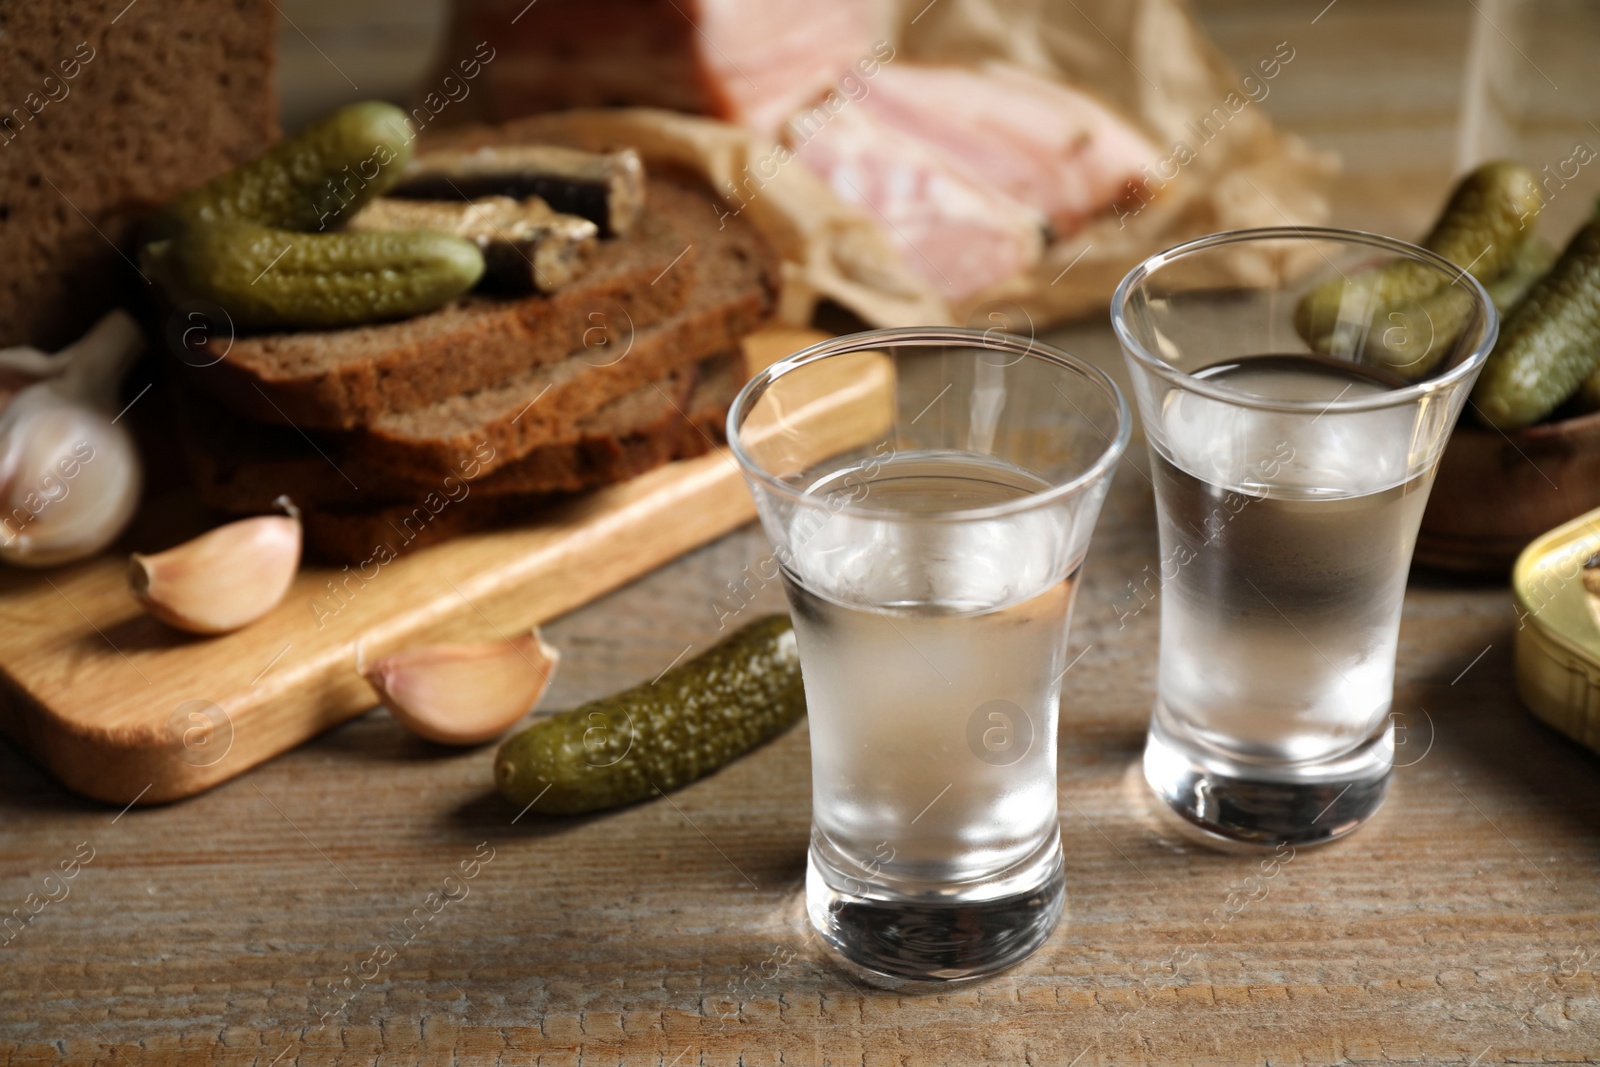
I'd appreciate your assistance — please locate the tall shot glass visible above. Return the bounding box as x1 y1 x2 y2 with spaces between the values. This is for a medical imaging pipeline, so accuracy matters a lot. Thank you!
728 328 1129 982
1111 228 1498 848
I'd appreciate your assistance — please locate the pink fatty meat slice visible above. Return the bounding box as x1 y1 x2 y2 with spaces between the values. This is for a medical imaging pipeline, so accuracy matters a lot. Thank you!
790 103 1046 301
853 61 1161 237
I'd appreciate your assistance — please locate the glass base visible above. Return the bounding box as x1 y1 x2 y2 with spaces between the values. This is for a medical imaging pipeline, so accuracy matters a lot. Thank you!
1143 711 1394 848
805 834 1064 983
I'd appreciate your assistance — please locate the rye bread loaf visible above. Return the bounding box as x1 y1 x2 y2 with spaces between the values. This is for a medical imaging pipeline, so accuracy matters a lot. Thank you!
0 0 277 347
188 181 708 429
185 352 745 511
342 178 775 481
297 353 742 564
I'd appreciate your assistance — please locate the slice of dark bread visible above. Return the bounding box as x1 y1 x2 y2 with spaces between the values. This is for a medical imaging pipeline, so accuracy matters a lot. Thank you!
0 0 277 347
297 353 742 564
469 350 742 496
342 179 775 481
186 179 709 430
184 352 745 511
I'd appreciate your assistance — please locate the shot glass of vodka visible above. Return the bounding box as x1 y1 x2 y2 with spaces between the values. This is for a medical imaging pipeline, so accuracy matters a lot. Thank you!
1112 228 1497 847
728 327 1128 982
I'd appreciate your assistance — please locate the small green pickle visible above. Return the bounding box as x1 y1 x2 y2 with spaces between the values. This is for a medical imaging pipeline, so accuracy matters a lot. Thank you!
1295 161 1543 354
495 615 806 815
1473 218 1600 429
145 101 489 328
1486 237 1560 310
148 101 416 239
149 221 484 329
1363 237 1556 382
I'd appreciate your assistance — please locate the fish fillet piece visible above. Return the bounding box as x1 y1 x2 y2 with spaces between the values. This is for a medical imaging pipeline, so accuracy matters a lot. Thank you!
791 105 1044 300
855 62 1161 235
477 0 876 141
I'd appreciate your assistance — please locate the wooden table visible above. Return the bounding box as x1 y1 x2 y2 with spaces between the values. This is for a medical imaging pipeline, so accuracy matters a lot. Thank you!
6 2 1600 1064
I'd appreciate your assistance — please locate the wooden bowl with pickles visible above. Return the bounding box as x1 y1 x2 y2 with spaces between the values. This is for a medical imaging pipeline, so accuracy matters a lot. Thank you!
1418 410 1600 572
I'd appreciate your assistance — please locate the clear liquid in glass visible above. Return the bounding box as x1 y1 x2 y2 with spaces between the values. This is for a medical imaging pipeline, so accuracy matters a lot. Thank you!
1150 355 1428 771
782 449 1079 978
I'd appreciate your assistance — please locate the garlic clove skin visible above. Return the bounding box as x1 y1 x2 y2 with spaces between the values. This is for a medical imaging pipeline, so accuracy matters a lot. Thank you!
362 630 560 746
129 513 302 634
0 388 142 568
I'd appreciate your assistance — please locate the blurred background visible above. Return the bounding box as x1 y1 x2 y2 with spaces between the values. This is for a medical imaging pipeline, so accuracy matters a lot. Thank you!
274 0 1600 237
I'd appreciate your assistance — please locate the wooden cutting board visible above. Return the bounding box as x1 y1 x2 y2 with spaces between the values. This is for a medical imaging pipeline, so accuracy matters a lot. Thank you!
0 327 890 806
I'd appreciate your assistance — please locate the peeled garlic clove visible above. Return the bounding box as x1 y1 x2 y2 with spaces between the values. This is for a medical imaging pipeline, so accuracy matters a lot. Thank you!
0 387 142 568
129 511 302 634
362 630 560 746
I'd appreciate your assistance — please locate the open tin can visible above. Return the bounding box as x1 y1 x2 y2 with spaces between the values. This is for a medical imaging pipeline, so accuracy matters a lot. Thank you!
1513 507 1600 756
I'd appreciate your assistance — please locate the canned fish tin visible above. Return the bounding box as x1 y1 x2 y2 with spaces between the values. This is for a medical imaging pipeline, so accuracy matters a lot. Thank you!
1513 507 1600 756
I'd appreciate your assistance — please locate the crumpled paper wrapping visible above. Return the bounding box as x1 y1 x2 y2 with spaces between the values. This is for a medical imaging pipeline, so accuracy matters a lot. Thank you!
891 0 1337 327
425 0 1335 329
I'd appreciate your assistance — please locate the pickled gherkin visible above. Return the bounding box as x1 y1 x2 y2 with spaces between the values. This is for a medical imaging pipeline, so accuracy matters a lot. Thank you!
1296 161 1543 355
149 101 416 239
1472 219 1600 429
1419 160 1545 279
1363 237 1556 382
141 101 490 328
1486 237 1560 311
495 615 805 815
149 221 484 329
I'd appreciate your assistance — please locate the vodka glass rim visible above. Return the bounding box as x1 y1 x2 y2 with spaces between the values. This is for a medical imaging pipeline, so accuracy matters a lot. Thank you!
1111 226 1500 414
726 326 1132 524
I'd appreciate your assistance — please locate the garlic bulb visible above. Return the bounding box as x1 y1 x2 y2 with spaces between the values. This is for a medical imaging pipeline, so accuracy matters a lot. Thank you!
129 502 302 634
0 312 145 568
361 629 560 745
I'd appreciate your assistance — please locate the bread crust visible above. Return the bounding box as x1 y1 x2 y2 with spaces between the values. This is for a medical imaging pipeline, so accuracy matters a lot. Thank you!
294 355 741 564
